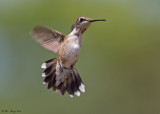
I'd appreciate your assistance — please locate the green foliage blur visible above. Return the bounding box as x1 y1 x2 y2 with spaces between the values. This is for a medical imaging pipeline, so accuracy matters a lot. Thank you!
0 0 160 114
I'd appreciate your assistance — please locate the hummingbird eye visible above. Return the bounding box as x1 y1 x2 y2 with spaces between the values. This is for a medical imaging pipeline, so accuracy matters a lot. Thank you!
79 18 84 23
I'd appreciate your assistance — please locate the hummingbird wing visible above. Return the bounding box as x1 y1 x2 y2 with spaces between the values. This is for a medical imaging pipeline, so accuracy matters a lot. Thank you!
31 26 65 53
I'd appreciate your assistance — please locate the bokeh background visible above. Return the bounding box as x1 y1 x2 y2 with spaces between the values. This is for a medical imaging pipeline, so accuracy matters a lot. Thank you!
0 0 160 114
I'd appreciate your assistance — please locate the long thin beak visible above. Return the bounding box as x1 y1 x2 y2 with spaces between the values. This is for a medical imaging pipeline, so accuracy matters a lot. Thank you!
89 19 106 22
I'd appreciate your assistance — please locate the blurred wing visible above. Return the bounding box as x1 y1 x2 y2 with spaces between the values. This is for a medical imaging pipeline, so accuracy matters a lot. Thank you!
31 26 65 53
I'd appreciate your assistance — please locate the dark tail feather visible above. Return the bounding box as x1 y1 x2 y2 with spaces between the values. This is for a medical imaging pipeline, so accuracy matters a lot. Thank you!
42 58 57 85
41 59 85 97
64 68 85 97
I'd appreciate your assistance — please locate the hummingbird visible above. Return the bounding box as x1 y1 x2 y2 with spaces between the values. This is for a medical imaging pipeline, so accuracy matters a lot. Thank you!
31 16 106 97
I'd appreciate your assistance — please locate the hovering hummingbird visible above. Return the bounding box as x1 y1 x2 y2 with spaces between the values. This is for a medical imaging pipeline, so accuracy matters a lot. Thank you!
31 16 106 97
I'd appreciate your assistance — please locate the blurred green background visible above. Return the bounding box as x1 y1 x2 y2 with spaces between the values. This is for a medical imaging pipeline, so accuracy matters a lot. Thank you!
0 0 160 114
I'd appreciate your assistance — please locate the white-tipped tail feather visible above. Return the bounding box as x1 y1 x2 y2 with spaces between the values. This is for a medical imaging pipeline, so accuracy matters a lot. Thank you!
75 91 80 96
41 63 46 69
69 84 85 98
42 73 46 77
79 83 85 93
43 82 46 84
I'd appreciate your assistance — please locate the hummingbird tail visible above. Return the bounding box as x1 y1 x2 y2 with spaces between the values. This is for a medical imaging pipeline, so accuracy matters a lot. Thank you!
64 68 85 97
41 58 85 97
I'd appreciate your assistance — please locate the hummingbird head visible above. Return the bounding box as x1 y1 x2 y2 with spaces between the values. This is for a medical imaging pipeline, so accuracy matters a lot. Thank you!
72 16 106 33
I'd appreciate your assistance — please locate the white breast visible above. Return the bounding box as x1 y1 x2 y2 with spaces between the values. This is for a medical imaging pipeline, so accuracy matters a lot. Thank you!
67 35 81 55
73 44 80 49
64 33 83 65
59 28 84 67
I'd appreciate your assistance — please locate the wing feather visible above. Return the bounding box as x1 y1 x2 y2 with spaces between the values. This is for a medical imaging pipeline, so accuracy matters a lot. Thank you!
31 26 65 53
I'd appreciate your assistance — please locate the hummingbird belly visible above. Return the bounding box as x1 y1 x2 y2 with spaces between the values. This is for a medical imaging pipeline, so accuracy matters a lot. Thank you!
58 35 83 68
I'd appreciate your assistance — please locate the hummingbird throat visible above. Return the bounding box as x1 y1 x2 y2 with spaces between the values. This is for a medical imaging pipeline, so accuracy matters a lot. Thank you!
81 28 87 33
